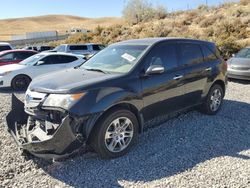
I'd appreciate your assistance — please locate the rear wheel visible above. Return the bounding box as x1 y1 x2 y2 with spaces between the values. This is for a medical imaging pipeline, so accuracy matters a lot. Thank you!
200 84 224 115
90 109 139 159
11 75 31 91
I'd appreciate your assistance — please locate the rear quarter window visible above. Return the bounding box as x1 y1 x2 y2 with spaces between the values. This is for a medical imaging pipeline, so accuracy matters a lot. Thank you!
60 55 78 63
201 44 218 61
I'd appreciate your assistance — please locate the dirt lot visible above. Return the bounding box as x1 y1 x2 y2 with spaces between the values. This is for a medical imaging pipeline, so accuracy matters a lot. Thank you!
0 80 249 188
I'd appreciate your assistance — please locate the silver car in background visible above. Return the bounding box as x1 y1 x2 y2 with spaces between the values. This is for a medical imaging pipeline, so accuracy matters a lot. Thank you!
52 43 105 56
228 47 250 80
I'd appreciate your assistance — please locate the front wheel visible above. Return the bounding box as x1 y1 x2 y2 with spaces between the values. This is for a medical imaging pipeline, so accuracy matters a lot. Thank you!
11 75 31 91
90 109 139 159
200 84 224 115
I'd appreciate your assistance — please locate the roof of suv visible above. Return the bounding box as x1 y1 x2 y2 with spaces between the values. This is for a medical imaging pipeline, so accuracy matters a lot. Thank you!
116 37 215 46
0 42 11 46
40 51 85 58
60 43 103 46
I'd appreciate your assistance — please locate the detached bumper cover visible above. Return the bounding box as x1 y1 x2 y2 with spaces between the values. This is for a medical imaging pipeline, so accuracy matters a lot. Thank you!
6 95 84 159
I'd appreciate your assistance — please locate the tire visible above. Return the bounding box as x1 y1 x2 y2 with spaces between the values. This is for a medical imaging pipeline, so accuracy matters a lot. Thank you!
90 109 139 159
11 75 31 91
200 84 224 115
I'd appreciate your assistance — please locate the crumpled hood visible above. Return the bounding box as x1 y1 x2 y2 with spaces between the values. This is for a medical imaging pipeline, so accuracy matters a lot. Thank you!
29 68 121 94
0 64 26 73
228 58 250 67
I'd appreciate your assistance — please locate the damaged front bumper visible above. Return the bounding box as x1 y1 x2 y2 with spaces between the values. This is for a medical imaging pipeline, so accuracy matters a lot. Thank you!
6 95 85 159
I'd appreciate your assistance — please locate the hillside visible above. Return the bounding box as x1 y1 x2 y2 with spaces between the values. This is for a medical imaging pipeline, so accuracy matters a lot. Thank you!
0 15 124 40
63 0 249 58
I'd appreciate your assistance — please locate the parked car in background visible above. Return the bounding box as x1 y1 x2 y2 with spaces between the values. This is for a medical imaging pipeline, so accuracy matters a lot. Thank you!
0 42 13 52
6 38 227 160
52 43 105 55
24 46 38 51
228 47 250 80
37 45 54 52
0 52 85 90
0 50 37 66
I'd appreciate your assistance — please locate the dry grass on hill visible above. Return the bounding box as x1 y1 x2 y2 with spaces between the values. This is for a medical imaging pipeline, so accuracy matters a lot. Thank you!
0 15 124 40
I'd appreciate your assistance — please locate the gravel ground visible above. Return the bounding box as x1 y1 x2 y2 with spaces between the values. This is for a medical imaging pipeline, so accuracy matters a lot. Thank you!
0 80 250 188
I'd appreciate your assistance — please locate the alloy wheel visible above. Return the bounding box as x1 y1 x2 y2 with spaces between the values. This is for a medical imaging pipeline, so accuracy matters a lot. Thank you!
104 117 134 153
210 88 222 112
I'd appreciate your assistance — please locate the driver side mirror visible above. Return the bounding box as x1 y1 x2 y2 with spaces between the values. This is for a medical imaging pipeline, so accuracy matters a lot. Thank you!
36 61 44 66
145 65 165 75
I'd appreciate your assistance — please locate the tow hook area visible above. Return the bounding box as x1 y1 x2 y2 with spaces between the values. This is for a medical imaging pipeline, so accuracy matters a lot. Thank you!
6 94 85 159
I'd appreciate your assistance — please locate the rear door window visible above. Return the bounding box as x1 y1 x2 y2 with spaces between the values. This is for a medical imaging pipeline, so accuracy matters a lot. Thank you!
40 55 60 65
145 42 178 70
58 55 78 63
179 43 204 66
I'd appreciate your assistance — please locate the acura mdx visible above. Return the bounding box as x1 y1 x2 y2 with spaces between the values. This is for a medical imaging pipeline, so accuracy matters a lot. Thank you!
6 38 227 159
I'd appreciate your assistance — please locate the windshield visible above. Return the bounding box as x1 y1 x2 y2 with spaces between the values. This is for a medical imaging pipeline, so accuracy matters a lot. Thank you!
19 54 46 66
0 45 11 52
235 48 250 58
80 44 148 73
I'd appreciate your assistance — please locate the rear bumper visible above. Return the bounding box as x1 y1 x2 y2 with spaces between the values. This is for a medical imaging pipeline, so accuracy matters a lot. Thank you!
6 95 85 159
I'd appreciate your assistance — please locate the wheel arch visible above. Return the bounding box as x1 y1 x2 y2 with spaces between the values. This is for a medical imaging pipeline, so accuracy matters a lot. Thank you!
10 74 32 88
211 79 226 97
11 74 32 86
86 102 144 144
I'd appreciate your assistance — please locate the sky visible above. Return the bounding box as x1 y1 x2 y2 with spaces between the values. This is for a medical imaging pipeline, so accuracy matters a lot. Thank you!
0 0 238 19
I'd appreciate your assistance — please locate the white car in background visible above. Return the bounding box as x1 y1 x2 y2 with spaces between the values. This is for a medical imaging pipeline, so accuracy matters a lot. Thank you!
0 52 85 90
0 42 13 52
52 43 106 56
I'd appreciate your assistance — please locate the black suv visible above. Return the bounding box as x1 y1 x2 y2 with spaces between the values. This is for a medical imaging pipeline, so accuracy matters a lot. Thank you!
6 38 227 159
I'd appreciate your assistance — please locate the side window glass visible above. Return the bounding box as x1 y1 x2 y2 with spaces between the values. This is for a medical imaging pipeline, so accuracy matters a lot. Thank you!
14 52 29 60
201 45 218 61
39 56 55 65
145 43 178 70
1 53 14 60
60 55 78 63
69 45 88 51
42 55 77 64
179 43 204 66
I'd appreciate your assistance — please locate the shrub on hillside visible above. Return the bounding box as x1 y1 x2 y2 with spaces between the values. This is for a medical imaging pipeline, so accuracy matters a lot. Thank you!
240 0 249 6
65 33 93 44
122 0 167 24
217 37 243 59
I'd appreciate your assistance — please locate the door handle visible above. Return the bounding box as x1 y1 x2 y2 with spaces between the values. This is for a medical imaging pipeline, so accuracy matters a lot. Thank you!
205 67 212 71
173 75 183 80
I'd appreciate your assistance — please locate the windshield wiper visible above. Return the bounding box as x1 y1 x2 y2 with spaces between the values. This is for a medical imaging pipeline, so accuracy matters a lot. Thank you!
84 68 109 74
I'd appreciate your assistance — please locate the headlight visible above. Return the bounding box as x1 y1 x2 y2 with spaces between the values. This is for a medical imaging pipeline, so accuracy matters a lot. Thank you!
0 71 12 76
43 92 86 109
